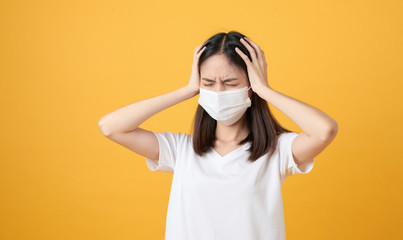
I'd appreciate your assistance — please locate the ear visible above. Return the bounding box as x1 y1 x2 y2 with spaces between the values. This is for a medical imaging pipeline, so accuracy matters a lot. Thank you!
248 88 252 99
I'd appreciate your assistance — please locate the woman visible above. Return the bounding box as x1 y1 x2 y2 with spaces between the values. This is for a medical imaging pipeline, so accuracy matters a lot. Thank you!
98 31 338 240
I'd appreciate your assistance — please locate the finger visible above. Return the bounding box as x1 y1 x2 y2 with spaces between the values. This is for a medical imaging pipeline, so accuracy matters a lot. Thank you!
243 37 265 64
195 46 206 59
235 47 252 67
198 46 206 55
196 43 206 53
240 37 258 63
261 51 268 67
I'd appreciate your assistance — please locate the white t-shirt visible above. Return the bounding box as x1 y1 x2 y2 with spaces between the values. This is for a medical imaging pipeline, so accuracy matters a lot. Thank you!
145 131 314 240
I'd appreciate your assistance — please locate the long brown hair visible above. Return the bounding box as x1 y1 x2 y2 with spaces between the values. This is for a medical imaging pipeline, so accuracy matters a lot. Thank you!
192 31 293 162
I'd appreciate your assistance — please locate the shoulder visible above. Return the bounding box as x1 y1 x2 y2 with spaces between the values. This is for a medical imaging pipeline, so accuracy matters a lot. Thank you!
163 131 193 144
176 131 192 140
276 132 300 154
278 131 299 143
150 131 193 147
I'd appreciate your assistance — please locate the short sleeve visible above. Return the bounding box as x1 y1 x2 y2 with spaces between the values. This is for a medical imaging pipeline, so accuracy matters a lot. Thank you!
278 132 315 178
145 131 181 173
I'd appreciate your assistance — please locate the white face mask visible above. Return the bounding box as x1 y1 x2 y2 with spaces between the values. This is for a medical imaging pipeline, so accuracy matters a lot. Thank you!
198 86 252 126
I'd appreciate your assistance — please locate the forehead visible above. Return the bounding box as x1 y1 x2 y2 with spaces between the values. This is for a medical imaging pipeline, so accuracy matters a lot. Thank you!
200 54 243 77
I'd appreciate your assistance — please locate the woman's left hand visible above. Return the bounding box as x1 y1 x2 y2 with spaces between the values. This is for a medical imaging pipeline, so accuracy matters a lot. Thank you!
235 37 271 92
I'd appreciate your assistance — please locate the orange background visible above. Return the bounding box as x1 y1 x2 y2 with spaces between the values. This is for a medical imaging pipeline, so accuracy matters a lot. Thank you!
1 0 402 239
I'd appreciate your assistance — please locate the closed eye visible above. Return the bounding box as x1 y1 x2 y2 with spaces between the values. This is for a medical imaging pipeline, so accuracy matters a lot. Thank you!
202 78 239 83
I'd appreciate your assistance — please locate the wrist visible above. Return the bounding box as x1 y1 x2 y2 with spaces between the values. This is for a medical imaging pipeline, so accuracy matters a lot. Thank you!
254 83 272 95
183 85 199 97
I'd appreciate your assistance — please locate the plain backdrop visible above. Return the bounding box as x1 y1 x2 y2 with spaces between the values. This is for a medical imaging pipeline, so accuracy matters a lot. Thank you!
0 0 402 239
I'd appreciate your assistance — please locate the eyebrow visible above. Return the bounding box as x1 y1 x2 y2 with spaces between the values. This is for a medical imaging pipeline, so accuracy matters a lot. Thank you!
201 78 239 82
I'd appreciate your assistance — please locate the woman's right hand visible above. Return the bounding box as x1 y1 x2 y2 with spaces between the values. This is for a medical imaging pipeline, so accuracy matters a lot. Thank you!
186 43 207 94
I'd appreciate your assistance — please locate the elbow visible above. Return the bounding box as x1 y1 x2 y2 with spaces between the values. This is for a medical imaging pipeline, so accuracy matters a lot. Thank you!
98 116 113 137
324 121 338 141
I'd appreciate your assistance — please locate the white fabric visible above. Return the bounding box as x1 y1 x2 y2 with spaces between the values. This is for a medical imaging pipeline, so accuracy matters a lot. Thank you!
145 131 314 240
197 86 252 126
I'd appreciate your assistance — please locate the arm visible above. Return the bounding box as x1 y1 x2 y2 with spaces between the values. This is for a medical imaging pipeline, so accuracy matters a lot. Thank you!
98 43 206 161
98 86 197 136
256 86 338 165
256 87 338 142
236 36 338 165
98 42 206 135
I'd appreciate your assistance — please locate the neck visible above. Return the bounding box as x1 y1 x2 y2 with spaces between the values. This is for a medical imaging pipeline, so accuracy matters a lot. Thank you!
215 115 249 142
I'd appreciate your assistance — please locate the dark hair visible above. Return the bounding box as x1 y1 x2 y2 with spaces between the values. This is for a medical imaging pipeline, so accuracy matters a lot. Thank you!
191 30 293 162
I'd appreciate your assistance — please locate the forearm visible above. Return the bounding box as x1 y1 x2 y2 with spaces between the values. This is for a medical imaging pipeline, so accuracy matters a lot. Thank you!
256 86 338 141
98 86 198 135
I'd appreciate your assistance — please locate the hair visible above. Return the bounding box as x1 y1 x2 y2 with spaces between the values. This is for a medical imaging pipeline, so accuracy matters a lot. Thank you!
191 30 293 162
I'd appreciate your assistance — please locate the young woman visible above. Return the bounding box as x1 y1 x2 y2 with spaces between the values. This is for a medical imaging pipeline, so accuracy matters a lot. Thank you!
98 31 338 240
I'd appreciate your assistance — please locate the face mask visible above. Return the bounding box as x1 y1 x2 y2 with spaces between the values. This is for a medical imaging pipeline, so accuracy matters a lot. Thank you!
198 86 252 126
